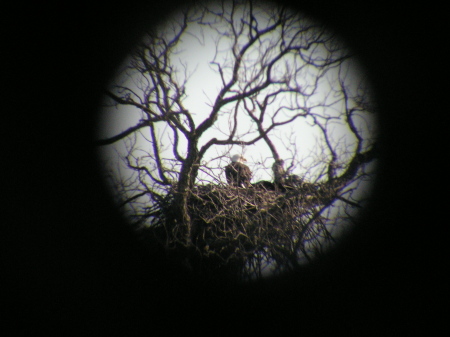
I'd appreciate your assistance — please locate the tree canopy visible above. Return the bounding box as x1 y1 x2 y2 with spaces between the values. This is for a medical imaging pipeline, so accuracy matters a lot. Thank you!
96 0 378 282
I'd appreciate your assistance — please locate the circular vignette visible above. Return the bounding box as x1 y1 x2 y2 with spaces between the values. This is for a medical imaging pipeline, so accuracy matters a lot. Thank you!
94 0 379 283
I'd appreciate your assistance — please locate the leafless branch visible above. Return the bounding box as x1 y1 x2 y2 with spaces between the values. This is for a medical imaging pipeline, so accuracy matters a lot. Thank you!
96 0 378 282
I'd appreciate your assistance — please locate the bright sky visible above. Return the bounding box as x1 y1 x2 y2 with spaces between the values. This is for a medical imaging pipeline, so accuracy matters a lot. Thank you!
96 1 378 237
101 45 369 169
94 1 381 276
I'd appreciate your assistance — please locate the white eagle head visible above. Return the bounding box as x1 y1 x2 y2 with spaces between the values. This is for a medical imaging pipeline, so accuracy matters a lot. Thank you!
231 154 247 163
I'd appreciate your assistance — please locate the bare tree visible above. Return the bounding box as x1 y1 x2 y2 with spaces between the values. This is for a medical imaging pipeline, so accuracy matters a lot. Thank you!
96 0 377 282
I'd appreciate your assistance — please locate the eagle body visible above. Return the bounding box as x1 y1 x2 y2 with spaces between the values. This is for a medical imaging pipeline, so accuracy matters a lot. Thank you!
225 155 252 188
272 159 286 186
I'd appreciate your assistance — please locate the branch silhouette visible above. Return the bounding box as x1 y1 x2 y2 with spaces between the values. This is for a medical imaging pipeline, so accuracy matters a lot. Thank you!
96 0 378 282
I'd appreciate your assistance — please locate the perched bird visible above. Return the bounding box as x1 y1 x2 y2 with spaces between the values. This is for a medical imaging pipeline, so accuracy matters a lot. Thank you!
225 154 252 188
272 159 286 187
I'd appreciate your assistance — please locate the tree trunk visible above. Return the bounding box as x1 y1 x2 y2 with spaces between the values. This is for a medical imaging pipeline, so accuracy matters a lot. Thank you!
173 141 200 245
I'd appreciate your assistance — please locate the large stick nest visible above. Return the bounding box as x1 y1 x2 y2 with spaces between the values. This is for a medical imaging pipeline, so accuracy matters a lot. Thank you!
147 179 333 280
190 182 322 248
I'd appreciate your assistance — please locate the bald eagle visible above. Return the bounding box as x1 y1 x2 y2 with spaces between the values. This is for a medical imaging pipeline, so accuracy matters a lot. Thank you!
272 159 286 186
225 154 252 188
